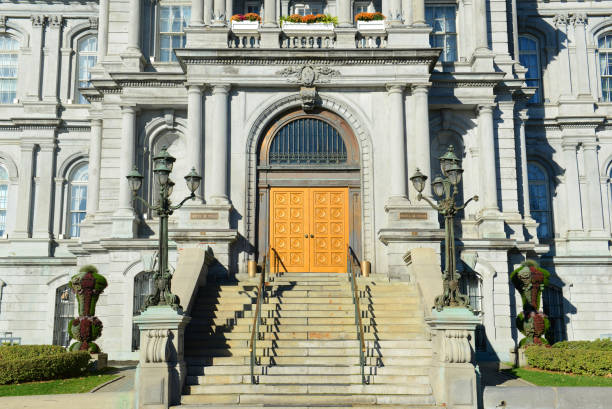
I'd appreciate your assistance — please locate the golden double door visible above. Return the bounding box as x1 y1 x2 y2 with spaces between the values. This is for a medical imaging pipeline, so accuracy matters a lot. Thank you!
270 187 349 273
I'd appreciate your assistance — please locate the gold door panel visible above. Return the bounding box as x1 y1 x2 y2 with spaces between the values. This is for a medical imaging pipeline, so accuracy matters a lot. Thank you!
270 187 348 273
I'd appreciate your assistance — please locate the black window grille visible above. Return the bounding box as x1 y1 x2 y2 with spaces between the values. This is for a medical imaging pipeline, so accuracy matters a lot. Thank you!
269 118 347 165
132 271 155 351
543 285 566 344
53 284 75 347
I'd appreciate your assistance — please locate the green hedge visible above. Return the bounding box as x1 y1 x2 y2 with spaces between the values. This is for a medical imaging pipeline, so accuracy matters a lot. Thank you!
0 345 90 385
525 346 612 376
552 338 612 351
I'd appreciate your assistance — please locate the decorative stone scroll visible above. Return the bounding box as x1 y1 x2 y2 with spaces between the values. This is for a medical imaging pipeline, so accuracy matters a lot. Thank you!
144 329 171 363
442 329 472 363
277 65 340 86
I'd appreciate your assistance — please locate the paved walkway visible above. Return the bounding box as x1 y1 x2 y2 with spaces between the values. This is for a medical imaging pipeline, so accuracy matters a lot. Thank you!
480 361 534 387
93 364 137 393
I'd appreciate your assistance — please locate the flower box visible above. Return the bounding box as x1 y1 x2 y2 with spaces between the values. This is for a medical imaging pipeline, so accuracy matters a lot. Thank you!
282 22 335 32
231 20 260 31
356 20 386 31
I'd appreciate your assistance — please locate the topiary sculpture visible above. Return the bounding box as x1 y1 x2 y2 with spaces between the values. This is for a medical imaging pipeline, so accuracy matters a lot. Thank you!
68 265 108 353
510 259 551 346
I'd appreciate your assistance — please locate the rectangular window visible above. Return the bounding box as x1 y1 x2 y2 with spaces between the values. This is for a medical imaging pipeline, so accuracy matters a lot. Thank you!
0 35 18 104
69 185 87 237
293 3 323 16
246 1 261 14
354 2 372 14
159 4 191 62
519 36 542 104
599 35 612 102
425 6 457 62
0 184 6 235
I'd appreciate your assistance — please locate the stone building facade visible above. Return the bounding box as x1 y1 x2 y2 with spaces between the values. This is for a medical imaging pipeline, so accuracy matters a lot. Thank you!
0 0 609 362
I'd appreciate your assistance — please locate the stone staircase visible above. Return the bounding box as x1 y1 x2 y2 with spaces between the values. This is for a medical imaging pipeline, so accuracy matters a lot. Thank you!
177 272 437 408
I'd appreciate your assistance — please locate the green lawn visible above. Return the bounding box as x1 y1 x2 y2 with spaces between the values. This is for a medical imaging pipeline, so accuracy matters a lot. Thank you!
504 367 612 387
0 373 119 396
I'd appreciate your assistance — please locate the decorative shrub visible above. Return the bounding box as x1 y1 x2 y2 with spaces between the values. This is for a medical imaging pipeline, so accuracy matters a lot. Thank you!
281 14 338 25
230 13 261 22
552 338 612 351
355 12 385 21
525 345 612 377
0 346 90 384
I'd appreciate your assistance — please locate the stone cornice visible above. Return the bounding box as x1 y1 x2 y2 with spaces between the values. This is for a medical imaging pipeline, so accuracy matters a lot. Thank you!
11 118 61 130
110 73 186 89
175 48 441 72
431 71 506 89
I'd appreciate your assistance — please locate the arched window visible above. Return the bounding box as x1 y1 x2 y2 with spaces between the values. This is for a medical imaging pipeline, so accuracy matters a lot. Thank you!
269 118 348 165
53 284 76 347
518 35 542 104
159 1 191 62
132 271 155 350
67 164 88 238
527 162 553 240
598 33 612 102
0 35 19 104
76 36 97 104
0 165 8 236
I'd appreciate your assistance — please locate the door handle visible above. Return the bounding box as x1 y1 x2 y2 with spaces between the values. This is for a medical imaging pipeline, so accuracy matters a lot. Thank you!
310 234 314 238
304 234 308 238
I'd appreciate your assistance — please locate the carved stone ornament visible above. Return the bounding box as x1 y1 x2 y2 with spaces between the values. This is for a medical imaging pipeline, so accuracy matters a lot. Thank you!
89 16 99 29
31 15 46 27
144 329 171 363
49 15 62 28
300 87 317 111
442 329 472 363
553 13 569 27
278 65 340 86
570 13 587 26
0 16 6 31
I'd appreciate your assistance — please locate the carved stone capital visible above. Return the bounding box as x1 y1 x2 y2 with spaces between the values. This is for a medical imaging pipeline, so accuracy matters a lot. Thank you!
89 16 99 29
386 84 405 94
48 15 63 29
30 15 46 27
553 13 569 27
570 13 587 26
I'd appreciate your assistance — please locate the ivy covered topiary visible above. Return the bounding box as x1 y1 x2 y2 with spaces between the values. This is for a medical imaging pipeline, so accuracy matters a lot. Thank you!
510 259 551 346
67 265 107 353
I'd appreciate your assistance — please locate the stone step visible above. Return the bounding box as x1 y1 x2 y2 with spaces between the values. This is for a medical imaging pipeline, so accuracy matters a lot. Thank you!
181 393 436 406
185 339 431 350
185 331 426 341
194 316 423 326
184 383 432 395
186 373 431 385
184 345 432 358
193 309 423 319
173 406 432 409
187 364 431 377
184 355 431 366
193 302 419 312
189 322 424 333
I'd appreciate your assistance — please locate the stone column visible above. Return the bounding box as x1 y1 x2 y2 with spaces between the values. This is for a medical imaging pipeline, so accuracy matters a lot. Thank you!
98 0 109 61
553 14 572 97
226 0 233 26
478 105 498 212
387 0 403 24
473 0 488 51
517 111 530 220
561 141 583 232
209 85 230 204
112 106 138 238
87 118 103 217
387 85 407 201
412 0 425 25
213 0 227 25
127 0 142 52
582 142 604 231
337 0 352 27
187 85 204 202
33 143 57 239
43 16 62 102
572 14 591 96
27 15 45 100
204 0 213 25
13 144 35 238
413 84 431 196
191 0 204 26
263 0 277 27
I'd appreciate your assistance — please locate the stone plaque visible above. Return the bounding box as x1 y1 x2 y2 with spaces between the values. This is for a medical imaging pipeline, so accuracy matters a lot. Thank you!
399 212 428 220
190 212 219 220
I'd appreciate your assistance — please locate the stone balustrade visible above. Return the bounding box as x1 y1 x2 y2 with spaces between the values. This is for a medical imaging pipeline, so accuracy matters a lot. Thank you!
228 31 261 48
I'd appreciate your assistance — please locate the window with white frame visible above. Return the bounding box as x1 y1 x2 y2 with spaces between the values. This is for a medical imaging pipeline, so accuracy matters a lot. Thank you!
0 35 18 104
132 271 155 350
528 162 553 240
354 2 373 14
518 35 542 104
0 165 8 236
598 33 612 102
67 163 88 238
53 284 76 347
425 6 457 62
76 36 97 104
292 3 323 15
159 2 191 62
458 266 486 352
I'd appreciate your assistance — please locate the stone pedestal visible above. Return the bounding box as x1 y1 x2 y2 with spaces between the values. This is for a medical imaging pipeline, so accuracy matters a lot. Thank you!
335 28 357 48
90 352 108 370
259 28 281 48
134 306 191 409
426 308 480 409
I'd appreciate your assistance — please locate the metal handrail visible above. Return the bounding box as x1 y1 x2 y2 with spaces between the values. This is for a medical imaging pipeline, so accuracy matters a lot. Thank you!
347 245 367 384
249 248 269 384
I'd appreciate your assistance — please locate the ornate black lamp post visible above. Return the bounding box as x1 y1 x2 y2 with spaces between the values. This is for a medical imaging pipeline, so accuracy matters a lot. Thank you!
126 146 201 310
410 145 479 311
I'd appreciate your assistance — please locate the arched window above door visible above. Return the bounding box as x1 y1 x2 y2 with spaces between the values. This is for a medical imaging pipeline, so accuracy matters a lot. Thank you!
260 111 359 166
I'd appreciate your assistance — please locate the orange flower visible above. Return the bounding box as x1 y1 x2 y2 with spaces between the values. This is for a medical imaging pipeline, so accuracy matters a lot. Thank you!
243 12 261 22
355 12 385 21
